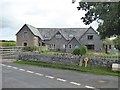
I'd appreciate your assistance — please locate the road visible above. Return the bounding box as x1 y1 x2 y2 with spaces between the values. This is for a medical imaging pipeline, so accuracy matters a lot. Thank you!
1 59 119 89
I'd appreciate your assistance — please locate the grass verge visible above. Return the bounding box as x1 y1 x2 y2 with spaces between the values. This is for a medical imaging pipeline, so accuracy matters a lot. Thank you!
14 60 120 77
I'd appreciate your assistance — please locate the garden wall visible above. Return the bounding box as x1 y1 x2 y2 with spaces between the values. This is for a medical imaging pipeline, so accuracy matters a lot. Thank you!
17 52 119 68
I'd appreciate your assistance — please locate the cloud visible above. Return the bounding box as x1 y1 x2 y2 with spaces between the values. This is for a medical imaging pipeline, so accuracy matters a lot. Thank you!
1 0 98 40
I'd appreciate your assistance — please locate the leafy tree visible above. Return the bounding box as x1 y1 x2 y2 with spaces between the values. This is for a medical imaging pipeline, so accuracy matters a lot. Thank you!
113 36 120 51
76 2 120 39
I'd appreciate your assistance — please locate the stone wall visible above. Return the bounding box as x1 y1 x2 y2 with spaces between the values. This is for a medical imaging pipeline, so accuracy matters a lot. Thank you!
17 52 119 68
18 52 81 66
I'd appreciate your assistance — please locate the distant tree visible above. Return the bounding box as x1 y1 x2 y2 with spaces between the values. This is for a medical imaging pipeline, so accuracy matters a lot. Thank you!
75 1 120 39
113 36 120 51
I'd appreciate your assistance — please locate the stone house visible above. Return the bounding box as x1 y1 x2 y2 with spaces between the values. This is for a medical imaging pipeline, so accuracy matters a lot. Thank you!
16 24 103 52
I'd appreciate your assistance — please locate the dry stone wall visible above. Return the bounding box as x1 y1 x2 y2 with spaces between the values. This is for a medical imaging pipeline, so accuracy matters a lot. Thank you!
18 52 119 68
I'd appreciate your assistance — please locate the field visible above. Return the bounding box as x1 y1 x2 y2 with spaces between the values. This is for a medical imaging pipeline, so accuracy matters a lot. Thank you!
0 41 16 46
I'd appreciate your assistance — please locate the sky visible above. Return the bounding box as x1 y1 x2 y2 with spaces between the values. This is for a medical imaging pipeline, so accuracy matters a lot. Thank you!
1 0 99 41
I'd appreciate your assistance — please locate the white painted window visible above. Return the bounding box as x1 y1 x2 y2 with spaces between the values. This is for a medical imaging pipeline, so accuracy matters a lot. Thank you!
63 44 66 49
50 44 55 49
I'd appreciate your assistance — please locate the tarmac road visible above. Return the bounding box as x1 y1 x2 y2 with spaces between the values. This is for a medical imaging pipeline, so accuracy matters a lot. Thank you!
1 60 119 89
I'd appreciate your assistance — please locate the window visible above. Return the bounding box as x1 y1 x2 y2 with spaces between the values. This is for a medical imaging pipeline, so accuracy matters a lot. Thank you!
55 34 61 38
69 44 72 49
44 35 49 39
75 45 79 48
24 32 28 39
63 44 66 49
24 42 27 46
109 45 111 49
50 44 55 49
88 35 93 40
86 45 94 50
69 34 74 40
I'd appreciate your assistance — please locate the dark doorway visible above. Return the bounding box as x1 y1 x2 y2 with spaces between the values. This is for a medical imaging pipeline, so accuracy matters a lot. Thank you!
86 45 94 50
24 42 27 46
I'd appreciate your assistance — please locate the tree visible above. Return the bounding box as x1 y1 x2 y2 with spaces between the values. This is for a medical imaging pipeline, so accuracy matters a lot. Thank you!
76 2 120 39
113 36 120 51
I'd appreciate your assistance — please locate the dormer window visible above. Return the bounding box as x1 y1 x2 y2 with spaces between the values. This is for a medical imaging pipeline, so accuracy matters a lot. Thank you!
44 34 49 38
55 34 61 38
69 34 74 40
88 35 93 40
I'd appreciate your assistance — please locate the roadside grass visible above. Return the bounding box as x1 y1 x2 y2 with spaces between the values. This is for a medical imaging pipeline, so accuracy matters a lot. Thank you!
14 60 120 77
0 42 16 46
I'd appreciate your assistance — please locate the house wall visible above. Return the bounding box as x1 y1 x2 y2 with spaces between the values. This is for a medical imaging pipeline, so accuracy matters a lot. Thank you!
16 25 39 46
66 38 80 52
45 33 68 51
79 28 103 51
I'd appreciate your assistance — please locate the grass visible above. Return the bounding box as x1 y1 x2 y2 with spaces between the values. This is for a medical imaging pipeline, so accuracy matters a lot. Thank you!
0 42 16 46
14 60 120 77
39 50 67 55
86 51 120 58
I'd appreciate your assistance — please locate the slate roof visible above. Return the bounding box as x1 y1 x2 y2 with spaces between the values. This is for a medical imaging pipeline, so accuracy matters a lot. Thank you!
26 24 44 40
25 24 89 40
37 28 88 40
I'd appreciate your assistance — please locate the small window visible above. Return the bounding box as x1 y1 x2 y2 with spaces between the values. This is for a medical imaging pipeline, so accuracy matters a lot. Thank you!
88 35 93 40
50 44 55 49
109 45 111 49
24 32 28 39
69 34 74 40
44 35 49 38
24 42 27 46
53 44 55 49
69 44 72 49
63 44 66 49
56 34 61 38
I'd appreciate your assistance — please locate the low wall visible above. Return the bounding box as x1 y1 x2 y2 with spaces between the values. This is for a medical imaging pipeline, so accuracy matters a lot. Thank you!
18 52 81 66
17 52 119 68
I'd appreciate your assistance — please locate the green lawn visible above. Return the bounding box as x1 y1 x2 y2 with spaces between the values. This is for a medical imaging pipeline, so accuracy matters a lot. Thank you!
14 60 120 77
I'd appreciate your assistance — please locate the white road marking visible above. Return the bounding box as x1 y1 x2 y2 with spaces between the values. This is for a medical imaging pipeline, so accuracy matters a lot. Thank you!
7 65 12 68
19 69 26 71
2 64 97 89
70 82 81 86
26 70 34 73
35 73 44 76
57 78 67 82
85 85 95 89
12 67 18 69
45 75 54 79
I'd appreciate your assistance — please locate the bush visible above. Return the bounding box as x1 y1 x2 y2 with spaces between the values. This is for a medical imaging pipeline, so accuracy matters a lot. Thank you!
73 45 87 56
22 46 38 52
72 48 81 55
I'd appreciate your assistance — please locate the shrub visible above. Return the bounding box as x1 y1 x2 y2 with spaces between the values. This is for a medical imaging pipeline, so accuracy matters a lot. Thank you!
22 46 38 52
80 45 87 56
73 45 87 56
72 48 81 55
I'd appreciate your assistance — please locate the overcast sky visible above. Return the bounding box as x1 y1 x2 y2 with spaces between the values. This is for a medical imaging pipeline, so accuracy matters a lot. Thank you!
1 0 99 41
